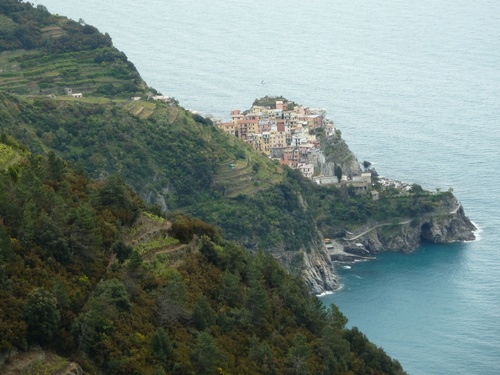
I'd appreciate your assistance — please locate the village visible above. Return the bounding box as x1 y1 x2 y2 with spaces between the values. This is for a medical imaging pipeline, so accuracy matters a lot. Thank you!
213 100 374 194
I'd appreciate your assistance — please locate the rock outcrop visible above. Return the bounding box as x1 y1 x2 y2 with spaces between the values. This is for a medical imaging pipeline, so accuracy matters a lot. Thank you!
321 136 362 177
301 247 340 295
276 193 477 295
342 198 476 256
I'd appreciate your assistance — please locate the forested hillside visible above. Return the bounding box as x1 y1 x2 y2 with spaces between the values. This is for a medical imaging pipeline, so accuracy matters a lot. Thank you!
0 136 405 374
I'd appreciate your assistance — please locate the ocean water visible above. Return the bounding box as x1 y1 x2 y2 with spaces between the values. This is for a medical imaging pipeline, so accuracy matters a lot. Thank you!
38 1 500 373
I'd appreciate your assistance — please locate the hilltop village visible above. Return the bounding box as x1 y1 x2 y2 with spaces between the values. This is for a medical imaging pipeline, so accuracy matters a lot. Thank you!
213 100 373 193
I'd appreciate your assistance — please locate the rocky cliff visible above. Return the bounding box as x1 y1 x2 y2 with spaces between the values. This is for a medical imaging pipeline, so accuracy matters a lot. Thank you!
301 247 340 295
321 136 363 177
341 197 476 256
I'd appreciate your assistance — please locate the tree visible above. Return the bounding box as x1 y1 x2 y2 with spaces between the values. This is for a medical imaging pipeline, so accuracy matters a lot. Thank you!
317 305 350 374
285 333 311 375
410 183 424 195
191 295 216 331
192 332 226 374
25 288 60 345
155 271 188 326
0 225 13 261
199 235 221 266
246 258 271 328
219 270 240 306
248 336 275 374
325 304 348 331
47 151 66 182
335 165 343 182
151 328 173 366
111 241 132 263
94 278 131 311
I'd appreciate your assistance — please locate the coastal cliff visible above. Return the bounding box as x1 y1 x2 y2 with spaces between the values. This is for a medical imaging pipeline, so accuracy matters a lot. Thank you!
302 247 340 294
340 197 476 257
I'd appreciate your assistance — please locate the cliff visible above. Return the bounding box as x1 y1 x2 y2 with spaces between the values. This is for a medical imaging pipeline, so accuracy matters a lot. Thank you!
340 197 476 258
321 135 363 177
303 201 477 295
302 247 341 294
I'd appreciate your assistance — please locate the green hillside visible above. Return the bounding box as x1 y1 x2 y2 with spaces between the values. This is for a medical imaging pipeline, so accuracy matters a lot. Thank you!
0 2 458 262
0 0 146 97
0 142 405 374
0 136 25 168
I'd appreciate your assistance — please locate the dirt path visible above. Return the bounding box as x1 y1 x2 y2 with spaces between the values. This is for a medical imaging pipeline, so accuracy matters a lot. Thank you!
344 203 461 241
344 220 412 241
143 243 187 261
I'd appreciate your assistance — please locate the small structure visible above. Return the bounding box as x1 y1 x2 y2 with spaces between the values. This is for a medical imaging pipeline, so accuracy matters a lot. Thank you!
151 95 170 102
298 163 314 179
313 175 339 185
71 93 83 98
361 171 372 184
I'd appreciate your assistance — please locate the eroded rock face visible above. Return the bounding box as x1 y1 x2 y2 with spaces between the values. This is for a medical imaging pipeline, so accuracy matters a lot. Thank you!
274 195 476 295
273 245 339 295
420 205 476 243
350 203 476 255
302 248 340 295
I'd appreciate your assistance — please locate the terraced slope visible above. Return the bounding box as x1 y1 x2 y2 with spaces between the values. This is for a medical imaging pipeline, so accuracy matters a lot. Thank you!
125 212 183 262
215 157 283 197
0 4 147 97
0 47 145 97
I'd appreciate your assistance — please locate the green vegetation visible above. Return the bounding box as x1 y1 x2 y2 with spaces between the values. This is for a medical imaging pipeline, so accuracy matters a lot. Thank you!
0 134 27 169
0 0 146 96
253 95 299 109
135 236 179 255
0 4 459 372
0 88 456 256
0 148 405 374
0 143 17 166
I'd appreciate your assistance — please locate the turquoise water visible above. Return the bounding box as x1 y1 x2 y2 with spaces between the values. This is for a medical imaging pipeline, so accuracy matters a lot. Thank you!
39 1 500 373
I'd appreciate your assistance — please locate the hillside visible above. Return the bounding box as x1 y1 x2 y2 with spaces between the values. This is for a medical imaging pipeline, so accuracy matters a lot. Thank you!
0 1 146 97
0 139 406 374
0 2 476 292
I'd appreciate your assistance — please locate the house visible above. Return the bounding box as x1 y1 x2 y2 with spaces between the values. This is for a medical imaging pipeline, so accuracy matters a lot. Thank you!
71 93 83 98
298 163 314 179
313 175 339 185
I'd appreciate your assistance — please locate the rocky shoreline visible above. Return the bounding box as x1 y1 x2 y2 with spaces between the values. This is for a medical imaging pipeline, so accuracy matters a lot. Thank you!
302 196 477 295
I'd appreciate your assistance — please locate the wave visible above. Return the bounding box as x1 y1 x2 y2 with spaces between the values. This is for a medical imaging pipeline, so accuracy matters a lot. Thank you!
316 290 334 297
316 283 345 297
469 221 483 242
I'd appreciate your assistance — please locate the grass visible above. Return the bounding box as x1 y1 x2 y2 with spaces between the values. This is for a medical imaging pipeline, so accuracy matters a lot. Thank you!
214 153 284 197
0 143 21 169
54 96 114 104
0 48 144 96
125 100 156 119
29 355 70 375
144 211 165 224
135 236 179 255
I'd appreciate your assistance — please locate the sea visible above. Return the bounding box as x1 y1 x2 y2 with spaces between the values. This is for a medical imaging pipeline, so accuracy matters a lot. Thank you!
38 1 500 373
